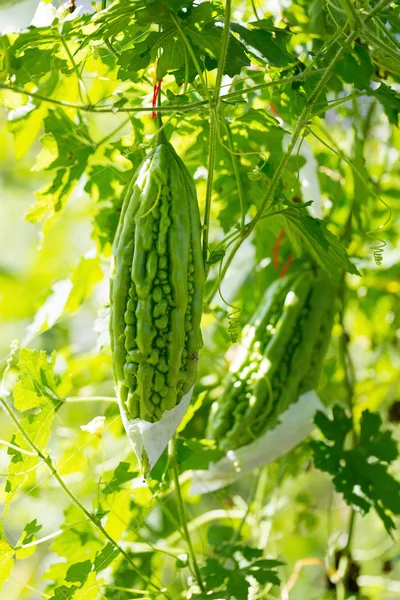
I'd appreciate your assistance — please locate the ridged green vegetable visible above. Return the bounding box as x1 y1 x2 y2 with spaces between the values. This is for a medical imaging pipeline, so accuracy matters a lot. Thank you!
110 134 204 422
208 267 336 450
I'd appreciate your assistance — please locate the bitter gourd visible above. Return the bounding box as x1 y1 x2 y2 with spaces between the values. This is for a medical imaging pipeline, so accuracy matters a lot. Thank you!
208 266 335 450
110 132 204 422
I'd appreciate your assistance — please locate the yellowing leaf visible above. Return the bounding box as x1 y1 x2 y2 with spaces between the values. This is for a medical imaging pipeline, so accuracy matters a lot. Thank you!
24 256 103 344
32 133 58 172
5 349 67 504
74 572 101 600
7 103 48 160
0 521 14 590
65 255 103 313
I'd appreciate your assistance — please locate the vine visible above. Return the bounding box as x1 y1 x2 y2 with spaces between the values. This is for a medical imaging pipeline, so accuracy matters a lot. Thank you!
0 0 398 598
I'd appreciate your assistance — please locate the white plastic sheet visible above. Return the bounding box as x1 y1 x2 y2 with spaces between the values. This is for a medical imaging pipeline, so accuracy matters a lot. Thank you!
118 386 194 473
191 390 324 495
0 0 40 33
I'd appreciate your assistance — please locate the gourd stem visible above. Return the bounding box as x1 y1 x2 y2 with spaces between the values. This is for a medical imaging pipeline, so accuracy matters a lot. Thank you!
156 86 168 145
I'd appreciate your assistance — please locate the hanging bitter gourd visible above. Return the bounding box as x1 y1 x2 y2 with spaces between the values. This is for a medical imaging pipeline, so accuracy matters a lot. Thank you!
208 266 336 450
110 132 204 422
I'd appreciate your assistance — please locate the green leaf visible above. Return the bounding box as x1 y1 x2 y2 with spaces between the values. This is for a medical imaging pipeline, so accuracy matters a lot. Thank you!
230 20 294 67
102 462 137 495
94 543 119 573
19 519 42 546
312 407 400 534
49 585 78 600
156 33 185 78
334 44 374 90
16 518 42 559
281 206 360 282
201 557 229 589
9 46 68 86
226 570 250 598
65 560 92 585
178 438 225 472
176 553 189 568
207 524 234 546
372 83 400 126
207 248 226 265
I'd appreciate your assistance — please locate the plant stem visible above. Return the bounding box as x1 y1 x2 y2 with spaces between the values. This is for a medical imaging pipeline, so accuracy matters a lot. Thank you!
202 106 217 271
0 438 37 456
58 34 91 105
335 508 357 599
169 11 211 101
213 0 232 103
0 71 324 115
311 91 363 118
229 470 261 548
340 0 361 26
251 0 260 20
206 30 359 302
334 97 362 587
0 393 170 599
343 509 357 558
220 69 325 101
170 436 205 591
64 395 118 403
303 27 348 77
102 585 151 595
202 0 233 270
222 118 246 228
366 0 394 19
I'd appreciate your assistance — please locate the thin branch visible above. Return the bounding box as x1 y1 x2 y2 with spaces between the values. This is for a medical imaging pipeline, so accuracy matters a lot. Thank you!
206 31 359 303
0 71 325 116
220 69 326 101
202 0 233 270
169 11 211 101
0 438 37 456
213 0 232 103
58 33 91 105
64 396 118 404
202 106 218 271
251 0 261 20
170 436 205 591
222 118 246 229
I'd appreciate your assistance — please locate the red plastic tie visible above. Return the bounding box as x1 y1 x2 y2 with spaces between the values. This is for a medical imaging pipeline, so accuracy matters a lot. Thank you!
279 253 293 279
152 79 162 119
273 229 285 269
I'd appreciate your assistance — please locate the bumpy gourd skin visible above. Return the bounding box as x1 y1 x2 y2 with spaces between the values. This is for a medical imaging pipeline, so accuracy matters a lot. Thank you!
110 140 204 422
208 268 335 450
